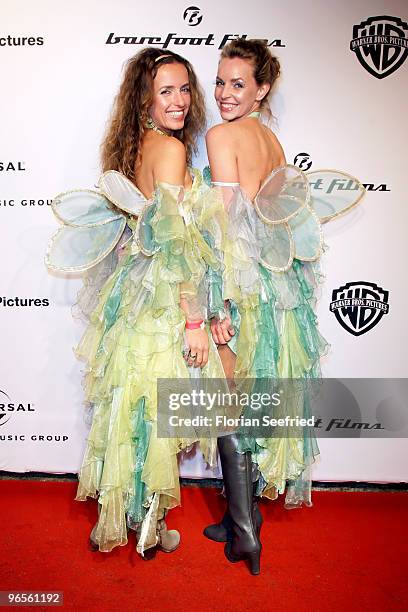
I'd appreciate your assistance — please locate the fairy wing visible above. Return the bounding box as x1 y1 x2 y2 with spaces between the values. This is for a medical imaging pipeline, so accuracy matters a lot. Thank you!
47 172 151 273
46 188 126 272
253 165 323 271
51 189 123 227
98 170 163 254
98 170 147 216
45 219 127 272
254 165 309 224
305 170 366 223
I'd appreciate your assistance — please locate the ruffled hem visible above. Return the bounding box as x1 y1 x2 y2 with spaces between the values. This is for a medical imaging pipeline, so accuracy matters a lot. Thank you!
73 178 224 553
204 181 329 507
75 248 224 551
234 260 328 505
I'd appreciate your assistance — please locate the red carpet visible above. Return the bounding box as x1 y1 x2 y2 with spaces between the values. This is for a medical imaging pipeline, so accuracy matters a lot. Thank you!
0 481 407 611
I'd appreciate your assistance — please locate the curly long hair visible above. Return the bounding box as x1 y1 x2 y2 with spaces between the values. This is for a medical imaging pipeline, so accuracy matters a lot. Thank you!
220 39 281 122
101 48 206 180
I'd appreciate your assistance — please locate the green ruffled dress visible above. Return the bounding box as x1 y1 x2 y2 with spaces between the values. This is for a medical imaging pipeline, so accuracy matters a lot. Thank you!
203 164 363 508
46 170 225 553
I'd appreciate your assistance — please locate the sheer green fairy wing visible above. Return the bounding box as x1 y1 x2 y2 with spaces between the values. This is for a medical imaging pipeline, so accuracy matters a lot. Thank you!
306 170 366 223
46 188 127 272
99 170 156 253
257 221 294 272
46 171 149 273
51 189 123 226
254 165 323 270
98 170 147 216
45 218 126 272
254 165 309 224
287 205 323 262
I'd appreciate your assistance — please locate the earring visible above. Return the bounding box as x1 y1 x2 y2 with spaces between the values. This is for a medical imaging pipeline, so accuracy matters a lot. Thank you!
145 115 171 137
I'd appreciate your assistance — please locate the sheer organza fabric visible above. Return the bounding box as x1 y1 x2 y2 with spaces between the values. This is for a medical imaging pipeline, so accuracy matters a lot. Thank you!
72 173 225 553
206 179 329 508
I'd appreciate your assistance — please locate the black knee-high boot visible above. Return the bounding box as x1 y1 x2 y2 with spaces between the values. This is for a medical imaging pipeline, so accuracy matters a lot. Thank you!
203 482 263 543
216 433 262 575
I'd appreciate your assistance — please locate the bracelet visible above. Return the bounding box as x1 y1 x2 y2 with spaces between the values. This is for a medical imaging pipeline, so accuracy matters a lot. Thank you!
185 319 204 330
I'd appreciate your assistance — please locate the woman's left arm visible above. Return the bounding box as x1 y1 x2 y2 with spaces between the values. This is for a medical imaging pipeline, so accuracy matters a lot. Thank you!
206 125 239 211
153 137 209 367
205 125 239 345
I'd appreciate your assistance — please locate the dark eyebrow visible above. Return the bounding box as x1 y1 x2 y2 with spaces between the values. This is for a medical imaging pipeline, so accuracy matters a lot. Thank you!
159 82 190 89
215 77 245 83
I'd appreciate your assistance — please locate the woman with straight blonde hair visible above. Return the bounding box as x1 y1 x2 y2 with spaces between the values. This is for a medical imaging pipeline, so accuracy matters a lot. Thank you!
203 38 365 575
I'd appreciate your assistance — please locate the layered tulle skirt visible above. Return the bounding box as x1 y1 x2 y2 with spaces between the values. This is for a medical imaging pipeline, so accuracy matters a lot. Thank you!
72 178 225 553
205 185 329 507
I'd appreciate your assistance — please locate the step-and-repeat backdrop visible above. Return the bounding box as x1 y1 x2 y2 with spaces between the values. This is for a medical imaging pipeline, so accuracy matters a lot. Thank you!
1 0 407 482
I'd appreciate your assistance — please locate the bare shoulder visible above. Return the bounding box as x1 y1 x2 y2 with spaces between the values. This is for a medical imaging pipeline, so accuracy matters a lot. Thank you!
157 135 187 160
152 135 187 185
206 123 236 147
205 123 238 183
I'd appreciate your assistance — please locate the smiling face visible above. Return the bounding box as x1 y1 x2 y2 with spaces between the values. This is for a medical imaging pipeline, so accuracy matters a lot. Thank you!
149 62 191 133
214 57 270 121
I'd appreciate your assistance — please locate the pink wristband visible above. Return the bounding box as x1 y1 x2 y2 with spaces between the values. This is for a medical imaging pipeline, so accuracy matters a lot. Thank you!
185 320 204 330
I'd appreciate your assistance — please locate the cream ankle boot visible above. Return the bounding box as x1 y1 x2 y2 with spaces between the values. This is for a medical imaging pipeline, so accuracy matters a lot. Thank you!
156 519 180 552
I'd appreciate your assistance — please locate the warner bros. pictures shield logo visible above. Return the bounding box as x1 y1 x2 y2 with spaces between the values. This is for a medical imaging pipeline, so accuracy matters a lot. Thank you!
330 282 389 336
350 15 408 79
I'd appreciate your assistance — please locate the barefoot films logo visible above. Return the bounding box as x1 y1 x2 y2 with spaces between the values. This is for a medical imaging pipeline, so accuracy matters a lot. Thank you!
106 7 285 49
293 154 390 192
293 152 312 171
183 6 203 26
350 15 408 78
330 281 389 336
